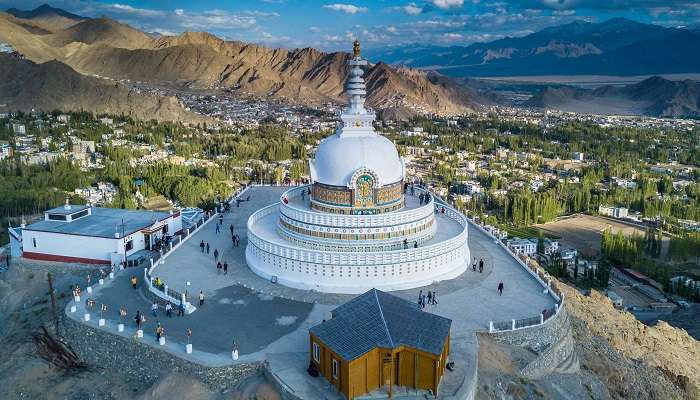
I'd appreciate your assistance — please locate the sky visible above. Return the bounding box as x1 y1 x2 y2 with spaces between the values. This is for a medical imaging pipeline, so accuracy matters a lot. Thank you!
2 0 699 50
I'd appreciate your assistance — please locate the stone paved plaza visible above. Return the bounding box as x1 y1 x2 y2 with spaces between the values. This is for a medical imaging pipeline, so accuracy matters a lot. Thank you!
68 186 555 397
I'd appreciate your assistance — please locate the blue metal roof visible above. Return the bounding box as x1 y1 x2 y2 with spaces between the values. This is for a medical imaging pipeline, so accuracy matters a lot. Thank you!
310 289 451 361
24 207 172 238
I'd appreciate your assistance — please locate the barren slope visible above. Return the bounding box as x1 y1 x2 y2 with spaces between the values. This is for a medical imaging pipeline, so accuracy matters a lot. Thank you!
0 55 204 123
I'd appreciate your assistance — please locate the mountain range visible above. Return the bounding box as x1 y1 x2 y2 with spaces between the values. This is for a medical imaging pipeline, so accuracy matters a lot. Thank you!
368 18 700 78
0 5 489 119
1 5 699 119
525 77 700 118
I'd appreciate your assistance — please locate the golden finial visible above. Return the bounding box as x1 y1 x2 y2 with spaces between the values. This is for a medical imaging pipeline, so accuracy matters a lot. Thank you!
353 39 361 58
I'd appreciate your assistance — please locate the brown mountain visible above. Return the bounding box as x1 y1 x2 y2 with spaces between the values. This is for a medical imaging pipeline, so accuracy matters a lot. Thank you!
525 77 700 117
0 54 205 123
5 4 86 32
0 13 484 116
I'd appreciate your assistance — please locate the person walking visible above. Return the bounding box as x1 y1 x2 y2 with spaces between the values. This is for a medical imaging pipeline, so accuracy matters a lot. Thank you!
498 282 504 296
217 261 222 274
206 243 210 254
178 301 185 317
432 291 438 305
427 291 433 305
199 291 205 306
214 249 219 261
131 275 138 289
156 324 164 342
151 301 158 317
230 224 234 236
223 261 228 274
472 257 477 272
135 310 142 329
200 240 205 253
418 290 423 306
414 241 418 249
479 258 484 273
215 223 220 234
165 302 172 317
235 235 240 247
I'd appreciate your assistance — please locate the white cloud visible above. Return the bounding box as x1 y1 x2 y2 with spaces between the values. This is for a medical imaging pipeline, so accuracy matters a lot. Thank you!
323 3 368 14
309 26 321 33
430 0 464 10
390 2 423 15
242 10 281 18
174 9 184 16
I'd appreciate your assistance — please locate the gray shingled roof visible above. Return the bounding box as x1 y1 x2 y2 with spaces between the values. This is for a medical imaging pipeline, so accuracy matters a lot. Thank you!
310 289 451 361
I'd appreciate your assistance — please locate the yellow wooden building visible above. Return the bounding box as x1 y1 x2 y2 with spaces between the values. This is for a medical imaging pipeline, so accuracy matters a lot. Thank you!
309 289 451 399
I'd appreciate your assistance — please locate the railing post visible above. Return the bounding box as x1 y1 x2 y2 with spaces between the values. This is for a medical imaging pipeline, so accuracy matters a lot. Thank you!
555 303 559 313
540 314 544 324
164 284 168 295
489 321 494 333
512 319 516 330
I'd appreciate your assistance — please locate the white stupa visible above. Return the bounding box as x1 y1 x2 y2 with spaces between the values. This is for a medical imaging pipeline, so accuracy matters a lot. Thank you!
246 41 470 293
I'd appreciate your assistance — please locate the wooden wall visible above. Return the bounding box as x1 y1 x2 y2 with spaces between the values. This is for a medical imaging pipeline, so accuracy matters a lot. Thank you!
310 332 451 399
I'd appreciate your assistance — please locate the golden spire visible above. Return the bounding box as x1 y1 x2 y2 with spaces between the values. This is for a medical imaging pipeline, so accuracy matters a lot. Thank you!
353 39 361 58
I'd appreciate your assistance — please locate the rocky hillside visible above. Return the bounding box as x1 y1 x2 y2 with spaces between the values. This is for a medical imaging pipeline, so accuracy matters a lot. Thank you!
525 77 700 118
561 284 700 398
0 54 204 123
5 3 85 32
0 12 484 116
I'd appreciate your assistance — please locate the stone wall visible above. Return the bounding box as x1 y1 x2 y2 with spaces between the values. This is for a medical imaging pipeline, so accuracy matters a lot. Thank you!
62 316 262 391
488 307 579 379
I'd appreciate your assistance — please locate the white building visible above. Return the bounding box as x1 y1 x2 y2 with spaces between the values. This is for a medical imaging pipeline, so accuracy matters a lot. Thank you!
542 239 559 256
12 123 26 134
246 42 469 294
506 238 537 256
13 202 182 265
599 205 628 219
0 141 12 160
573 152 584 161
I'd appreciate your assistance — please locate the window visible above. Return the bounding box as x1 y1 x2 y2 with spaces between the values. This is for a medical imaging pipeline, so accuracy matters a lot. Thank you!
312 342 320 363
32 237 37 248
332 359 339 379
125 240 134 252
70 209 89 220
47 213 67 221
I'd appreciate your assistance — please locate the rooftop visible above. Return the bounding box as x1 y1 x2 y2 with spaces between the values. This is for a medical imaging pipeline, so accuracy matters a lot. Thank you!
310 289 451 361
25 207 172 238
45 204 90 216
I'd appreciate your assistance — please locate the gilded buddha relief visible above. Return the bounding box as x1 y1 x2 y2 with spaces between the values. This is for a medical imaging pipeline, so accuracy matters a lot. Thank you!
354 174 375 208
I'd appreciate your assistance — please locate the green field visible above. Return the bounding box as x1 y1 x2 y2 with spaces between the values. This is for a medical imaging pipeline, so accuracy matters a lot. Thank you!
501 225 560 240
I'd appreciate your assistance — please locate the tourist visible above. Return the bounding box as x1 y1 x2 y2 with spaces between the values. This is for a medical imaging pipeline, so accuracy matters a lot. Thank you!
403 239 408 249
418 290 423 306
432 291 438 305
427 291 433 305
235 235 240 247
230 224 234 235
498 282 504 296
223 261 228 274
215 223 220 234
479 258 484 274
130 275 138 289
178 301 185 317
419 193 424 204
199 291 205 306
217 261 222 274
472 258 477 272
156 324 164 342
231 235 236 246
135 310 142 329
165 302 172 317
214 249 219 261
414 241 418 249
151 302 158 317
200 240 205 252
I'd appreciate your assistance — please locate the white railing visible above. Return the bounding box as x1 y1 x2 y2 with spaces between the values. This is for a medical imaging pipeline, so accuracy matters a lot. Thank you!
247 200 468 267
143 185 253 314
466 219 565 333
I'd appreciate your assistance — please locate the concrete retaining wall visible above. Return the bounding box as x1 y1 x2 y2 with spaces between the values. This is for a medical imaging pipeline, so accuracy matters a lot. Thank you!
62 316 262 391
